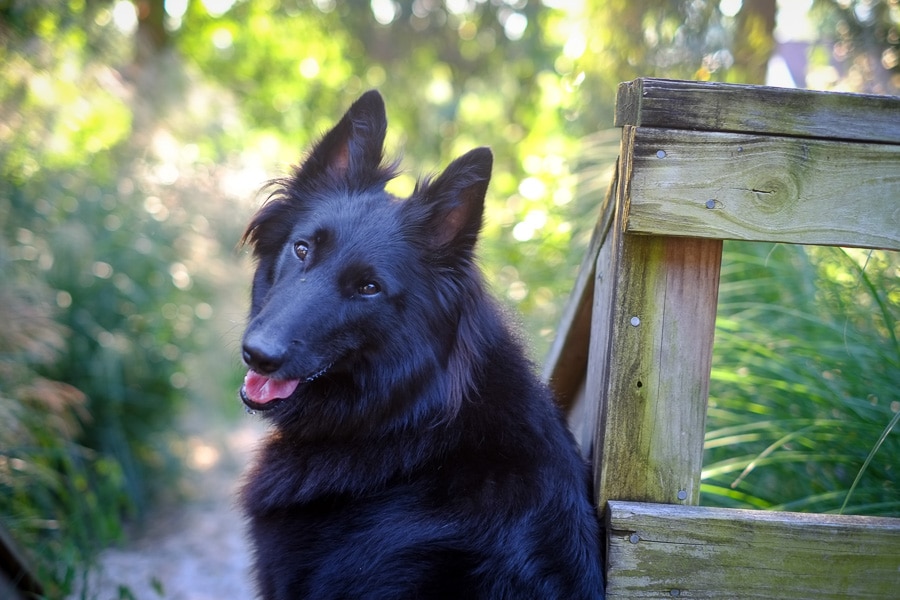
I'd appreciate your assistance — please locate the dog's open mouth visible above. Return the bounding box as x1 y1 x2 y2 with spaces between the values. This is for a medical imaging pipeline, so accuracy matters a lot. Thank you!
240 364 332 411
241 371 300 409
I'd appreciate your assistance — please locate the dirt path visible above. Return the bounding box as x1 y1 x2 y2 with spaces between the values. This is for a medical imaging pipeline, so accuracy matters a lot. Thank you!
74 418 266 600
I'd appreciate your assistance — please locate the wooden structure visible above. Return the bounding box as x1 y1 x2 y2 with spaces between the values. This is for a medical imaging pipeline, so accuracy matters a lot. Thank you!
543 78 900 598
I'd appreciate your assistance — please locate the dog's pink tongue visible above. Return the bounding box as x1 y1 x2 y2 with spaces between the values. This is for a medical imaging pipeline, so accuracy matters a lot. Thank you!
243 371 301 404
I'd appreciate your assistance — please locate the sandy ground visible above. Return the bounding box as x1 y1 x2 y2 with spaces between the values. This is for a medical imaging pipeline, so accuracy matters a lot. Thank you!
73 418 266 600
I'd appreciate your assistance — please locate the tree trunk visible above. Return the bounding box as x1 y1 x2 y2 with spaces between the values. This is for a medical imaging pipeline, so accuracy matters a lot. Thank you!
134 0 168 65
733 0 777 85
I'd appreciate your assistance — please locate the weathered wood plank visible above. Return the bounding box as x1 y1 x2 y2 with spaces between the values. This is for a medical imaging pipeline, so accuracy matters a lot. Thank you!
606 501 900 599
592 234 722 508
543 161 618 414
590 130 723 509
615 78 900 144
624 128 900 251
585 131 635 504
581 161 627 467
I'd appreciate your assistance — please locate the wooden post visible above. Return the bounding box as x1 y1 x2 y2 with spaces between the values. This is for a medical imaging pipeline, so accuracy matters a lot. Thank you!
589 127 723 509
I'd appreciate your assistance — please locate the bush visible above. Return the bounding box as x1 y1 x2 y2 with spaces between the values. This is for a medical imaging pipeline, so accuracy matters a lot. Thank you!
0 21 225 594
0 248 123 596
703 242 899 516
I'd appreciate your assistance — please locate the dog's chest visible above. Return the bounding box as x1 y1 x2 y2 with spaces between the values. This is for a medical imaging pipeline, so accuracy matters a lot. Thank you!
248 489 484 597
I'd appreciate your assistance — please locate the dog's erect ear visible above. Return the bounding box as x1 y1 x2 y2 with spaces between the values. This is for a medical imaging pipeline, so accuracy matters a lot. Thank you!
418 147 493 252
302 90 388 185
241 92 388 253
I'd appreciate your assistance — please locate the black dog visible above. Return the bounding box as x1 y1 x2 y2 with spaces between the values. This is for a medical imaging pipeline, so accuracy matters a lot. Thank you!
239 91 603 599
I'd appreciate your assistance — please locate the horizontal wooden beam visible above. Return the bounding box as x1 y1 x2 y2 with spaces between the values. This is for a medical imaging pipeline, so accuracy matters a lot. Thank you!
623 127 900 251
606 501 900 599
615 78 900 145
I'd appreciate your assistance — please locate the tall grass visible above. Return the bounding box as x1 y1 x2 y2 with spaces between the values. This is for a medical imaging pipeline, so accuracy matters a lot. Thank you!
703 242 899 516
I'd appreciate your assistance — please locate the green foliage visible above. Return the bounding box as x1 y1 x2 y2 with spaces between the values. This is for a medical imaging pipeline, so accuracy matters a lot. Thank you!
575 0 761 128
0 247 128 598
703 242 900 515
0 14 223 594
810 0 900 94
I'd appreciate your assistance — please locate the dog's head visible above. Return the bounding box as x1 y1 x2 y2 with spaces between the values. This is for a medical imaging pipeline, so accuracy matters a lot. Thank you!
239 91 493 432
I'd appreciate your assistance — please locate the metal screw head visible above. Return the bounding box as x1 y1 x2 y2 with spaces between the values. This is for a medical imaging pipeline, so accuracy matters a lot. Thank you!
656 149 667 159
629 533 640 544
677 489 688 501
705 199 716 209
630 316 641 327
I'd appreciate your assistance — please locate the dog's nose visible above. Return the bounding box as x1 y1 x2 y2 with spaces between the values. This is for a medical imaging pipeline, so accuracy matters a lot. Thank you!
242 339 284 375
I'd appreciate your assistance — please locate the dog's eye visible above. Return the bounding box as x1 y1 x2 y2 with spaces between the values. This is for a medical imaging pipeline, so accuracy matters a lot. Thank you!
358 282 381 296
294 241 309 261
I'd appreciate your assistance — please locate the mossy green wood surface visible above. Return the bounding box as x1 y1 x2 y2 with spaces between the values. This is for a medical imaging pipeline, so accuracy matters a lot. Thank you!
591 136 723 510
583 183 624 486
605 501 900 599
615 78 900 144
552 168 618 458
543 162 618 416
623 128 900 250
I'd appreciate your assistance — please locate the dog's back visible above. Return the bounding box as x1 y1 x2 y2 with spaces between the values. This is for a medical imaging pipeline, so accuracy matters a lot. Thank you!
239 91 604 599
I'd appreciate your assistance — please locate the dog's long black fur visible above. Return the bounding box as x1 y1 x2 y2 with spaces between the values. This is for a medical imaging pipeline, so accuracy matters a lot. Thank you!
238 91 604 599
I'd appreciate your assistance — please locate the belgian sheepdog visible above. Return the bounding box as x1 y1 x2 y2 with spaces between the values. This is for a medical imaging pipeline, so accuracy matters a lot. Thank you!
238 91 603 599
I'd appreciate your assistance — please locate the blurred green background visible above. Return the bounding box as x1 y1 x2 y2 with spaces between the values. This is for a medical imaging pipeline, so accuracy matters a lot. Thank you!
1 0 898 596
